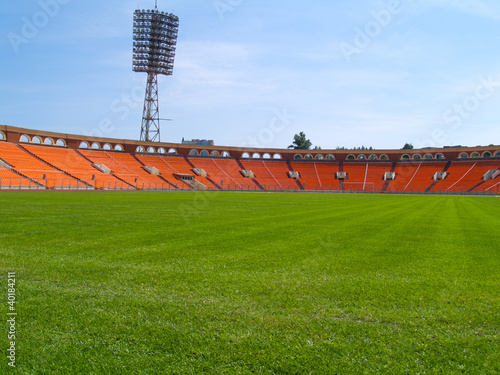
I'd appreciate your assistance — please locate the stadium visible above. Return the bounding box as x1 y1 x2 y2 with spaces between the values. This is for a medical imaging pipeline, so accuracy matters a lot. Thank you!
1 124 499 193
1 124 499 375
1 2 500 375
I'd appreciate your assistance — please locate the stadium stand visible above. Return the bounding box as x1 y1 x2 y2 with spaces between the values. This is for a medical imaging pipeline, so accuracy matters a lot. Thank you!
240 160 300 190
341 162 390 192
0 142 84 188
430 160 500 193
0 125 498 194
188 157 260 190
388 162 448 193
290 162 325 190
79 150 169 189
23 144 122 189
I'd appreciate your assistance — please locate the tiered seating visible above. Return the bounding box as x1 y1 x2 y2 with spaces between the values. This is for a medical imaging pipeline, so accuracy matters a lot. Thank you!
1 137 498 193
482 178 500 193
364 162 392 192
0 142 80 188
313 162 341 190
0 167 36 188
240 160 299 190
80 150 167 189
290 162 323 190
342 163 367 191
342 163 382 191
107 152 169 188
471 163 500 193
188 158 260 190
431 161 500 193
388 162 447 193
24 144 118 189
136 155 215 189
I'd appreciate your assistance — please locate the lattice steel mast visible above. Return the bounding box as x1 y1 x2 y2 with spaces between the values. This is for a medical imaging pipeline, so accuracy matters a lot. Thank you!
133 7 179 142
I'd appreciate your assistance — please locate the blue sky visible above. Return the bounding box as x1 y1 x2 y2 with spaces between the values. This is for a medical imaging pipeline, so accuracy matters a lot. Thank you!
1 0 500 150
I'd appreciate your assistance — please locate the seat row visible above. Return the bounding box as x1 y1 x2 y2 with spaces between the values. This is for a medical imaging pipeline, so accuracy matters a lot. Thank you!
0 142 498 193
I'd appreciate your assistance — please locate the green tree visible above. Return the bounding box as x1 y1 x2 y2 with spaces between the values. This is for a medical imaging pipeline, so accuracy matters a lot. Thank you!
288 132 312 150
402 143 414 150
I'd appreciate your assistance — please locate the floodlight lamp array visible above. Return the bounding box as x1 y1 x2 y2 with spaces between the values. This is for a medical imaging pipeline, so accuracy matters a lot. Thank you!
133 9 179 76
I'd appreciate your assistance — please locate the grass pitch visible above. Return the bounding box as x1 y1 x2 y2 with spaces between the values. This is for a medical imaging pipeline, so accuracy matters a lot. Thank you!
0 192 499 374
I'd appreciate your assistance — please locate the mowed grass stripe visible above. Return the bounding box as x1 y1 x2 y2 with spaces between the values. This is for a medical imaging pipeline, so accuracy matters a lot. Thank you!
0 192 498 374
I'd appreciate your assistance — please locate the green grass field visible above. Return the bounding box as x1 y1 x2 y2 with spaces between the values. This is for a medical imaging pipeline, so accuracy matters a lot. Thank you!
0 192 499 374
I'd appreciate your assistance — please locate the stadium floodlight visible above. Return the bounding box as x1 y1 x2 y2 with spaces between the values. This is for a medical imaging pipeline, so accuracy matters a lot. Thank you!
133 6 179 142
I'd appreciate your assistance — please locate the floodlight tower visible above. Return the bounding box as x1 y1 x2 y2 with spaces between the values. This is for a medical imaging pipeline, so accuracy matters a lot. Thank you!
133 6 179 142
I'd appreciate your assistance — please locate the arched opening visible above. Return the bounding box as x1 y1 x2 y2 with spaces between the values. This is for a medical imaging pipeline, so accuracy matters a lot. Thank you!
211 151 220 157
56 139 66 147
167 148 176 154
315 154 324 160
263 153 271 159
294 154 303 160
471 152 480 159
346 154 355 160
413 154 422 160
368 154 378 160
136 146 146 153
103 144 112 150
0 131 5 141
252 153 261 159
482 151 492 158
200 150 209 156
189 149 199 156
326 154 335 160
401 154 410 160
20 135 30 143
241 152 250 158
114 144 123 151
44 138 54 145
91 142 100 150
273 154 282 159
424 153 433 160
222 151 231 158
379 154 389 160
436 153 445 159
147 147 156 153
79 141 89 149
358 154 366 160
495 151 500 157
458 152 468 159
304 154 313 160
32 136 42 144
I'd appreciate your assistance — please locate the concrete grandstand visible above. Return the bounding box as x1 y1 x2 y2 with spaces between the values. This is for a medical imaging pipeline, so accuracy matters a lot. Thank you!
1 125 499 194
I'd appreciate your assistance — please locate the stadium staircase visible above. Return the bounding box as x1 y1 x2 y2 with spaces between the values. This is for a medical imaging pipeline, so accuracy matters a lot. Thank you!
286 161 305 190
76 150 135 189
425 161 452 192
235 159 264 190
131 154 178 189
381 162 397 192
184 157 221 190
